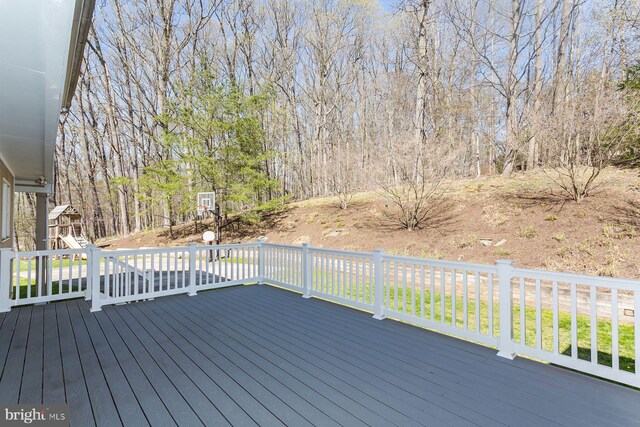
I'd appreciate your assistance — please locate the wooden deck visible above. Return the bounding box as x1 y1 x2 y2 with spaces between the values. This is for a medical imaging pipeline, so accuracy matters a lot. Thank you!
0 284 639 427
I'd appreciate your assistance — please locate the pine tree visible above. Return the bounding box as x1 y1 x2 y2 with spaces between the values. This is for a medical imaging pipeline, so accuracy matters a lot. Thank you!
144 68 283 228
612 63 640 168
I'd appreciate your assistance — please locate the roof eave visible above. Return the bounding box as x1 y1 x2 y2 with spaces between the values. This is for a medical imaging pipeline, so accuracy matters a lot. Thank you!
61 0 96 110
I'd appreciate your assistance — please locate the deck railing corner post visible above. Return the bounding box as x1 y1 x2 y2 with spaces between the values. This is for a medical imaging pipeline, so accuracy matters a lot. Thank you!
372 249 385 320
257 238 266 284
87 245 103 312
0 248 13 313
83 246 92 301
302 243 312 299
496 259 516 360
187 243 198 296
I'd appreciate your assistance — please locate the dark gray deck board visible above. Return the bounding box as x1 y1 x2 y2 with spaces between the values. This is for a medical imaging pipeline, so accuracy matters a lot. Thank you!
19 304 43 403
157 298 408 427
66 302 123 427
74 301 150 427
125 302 290 427
56 302 96 427
160 296 384 426
0 309 18 381
116 304 258 427
148 298 349 427
105 308 230 427
214 289 560 426
0 307 31 404
236 286 631 427
160 295 424 427
212 288 539 427
133 302 316 427
100 308 207 427
1 285 640 427
42 303 65 404
172 292 472 426
91 309 177 427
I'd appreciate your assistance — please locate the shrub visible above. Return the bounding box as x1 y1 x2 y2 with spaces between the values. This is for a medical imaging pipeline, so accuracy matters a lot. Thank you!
380 162 449 231
603 223 637 239
455 234 478 249
495 247 510 257
517 226 538 239
553 233 566 242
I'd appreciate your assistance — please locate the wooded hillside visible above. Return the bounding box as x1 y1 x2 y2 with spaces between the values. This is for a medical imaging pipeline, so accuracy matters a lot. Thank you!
15 0 640 249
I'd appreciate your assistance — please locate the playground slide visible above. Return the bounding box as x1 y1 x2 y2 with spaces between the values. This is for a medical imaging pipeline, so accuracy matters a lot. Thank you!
60 234 85 249
58 235 89 259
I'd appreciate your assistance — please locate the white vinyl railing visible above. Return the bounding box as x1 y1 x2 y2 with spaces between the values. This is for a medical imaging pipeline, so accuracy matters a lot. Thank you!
88 243 261 308
262 243 304 290
0 243 261 312
98 246 191 305
308 246 375 312
1 248 89 307
0 241 638 387
381 254 499 348
507 266 640 387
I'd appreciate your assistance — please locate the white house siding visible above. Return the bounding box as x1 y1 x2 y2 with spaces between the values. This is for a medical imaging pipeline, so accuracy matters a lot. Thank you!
0 156 14 249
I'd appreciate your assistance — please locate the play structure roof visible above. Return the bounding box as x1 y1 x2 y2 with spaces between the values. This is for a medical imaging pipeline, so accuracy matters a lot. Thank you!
48 204 81 221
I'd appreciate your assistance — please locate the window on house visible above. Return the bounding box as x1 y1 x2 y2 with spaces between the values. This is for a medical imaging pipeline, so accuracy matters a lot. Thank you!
1 179 10 241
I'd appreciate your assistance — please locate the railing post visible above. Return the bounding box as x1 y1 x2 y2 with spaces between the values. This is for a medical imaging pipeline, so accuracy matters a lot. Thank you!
372 249 385 320
88 245 103 313
496 259 516 359
302 243 312 299
187 243 198 296
0 248 13 313
84 248 92 301
257 238 266 284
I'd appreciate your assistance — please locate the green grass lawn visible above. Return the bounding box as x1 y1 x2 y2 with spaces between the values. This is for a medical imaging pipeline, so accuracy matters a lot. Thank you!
14 258 86 299
15 280 83 299
221 257 256 264
17 258 86 271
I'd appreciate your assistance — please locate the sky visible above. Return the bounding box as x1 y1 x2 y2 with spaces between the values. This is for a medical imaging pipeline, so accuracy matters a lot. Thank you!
377 0 397 12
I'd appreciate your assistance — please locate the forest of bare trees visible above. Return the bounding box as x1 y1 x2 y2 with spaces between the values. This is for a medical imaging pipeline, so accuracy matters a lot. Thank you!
17 0 640 247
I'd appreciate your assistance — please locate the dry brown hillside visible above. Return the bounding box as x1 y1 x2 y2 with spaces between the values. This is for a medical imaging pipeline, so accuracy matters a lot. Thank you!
98 168 640 278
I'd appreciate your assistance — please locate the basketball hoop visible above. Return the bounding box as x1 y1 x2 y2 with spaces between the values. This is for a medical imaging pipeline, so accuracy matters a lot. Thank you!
196 192 215 217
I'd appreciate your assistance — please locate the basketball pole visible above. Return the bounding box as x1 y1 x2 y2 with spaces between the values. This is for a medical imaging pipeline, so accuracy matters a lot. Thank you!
194 207 199 234
215 204 221 246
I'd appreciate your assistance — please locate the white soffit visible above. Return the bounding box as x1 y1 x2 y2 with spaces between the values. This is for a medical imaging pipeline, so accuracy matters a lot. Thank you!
0 0 78 190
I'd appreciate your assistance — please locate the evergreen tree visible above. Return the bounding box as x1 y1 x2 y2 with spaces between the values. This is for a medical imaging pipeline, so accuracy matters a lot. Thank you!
612 63 640 168
146 68 282 226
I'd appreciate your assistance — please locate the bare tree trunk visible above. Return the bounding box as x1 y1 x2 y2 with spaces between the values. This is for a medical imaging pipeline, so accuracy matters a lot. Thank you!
527 0 545 170
552 0 573 113
78 85 106 239
502 0 523 176
88 29 130 235
414 0 431 152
